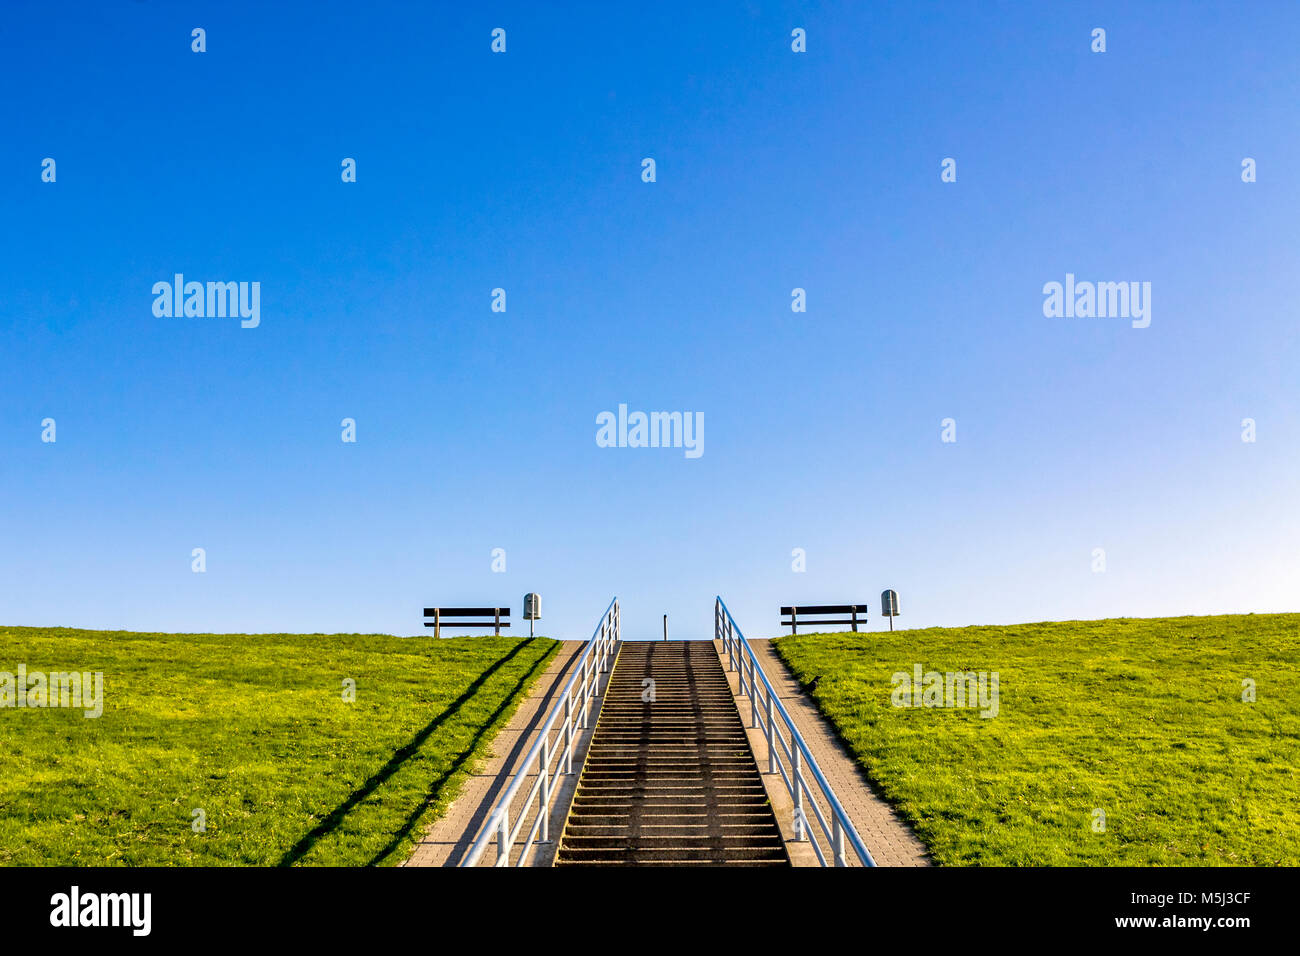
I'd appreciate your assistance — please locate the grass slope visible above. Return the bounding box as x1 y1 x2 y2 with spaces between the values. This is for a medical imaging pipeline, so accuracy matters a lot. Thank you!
0 627 558 866
773 614 1300 866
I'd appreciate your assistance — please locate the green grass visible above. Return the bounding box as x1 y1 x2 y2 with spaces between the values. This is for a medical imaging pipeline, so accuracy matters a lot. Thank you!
0 627 558 866
773 614 1300 866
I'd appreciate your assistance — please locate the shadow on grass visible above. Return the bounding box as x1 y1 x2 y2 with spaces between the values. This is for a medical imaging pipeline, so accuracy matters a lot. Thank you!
277 638 547 867
434 641 584 866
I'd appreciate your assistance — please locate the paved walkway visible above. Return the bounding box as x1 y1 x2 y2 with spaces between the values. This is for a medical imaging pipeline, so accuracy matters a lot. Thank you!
405 640 603 867
716 638 931 867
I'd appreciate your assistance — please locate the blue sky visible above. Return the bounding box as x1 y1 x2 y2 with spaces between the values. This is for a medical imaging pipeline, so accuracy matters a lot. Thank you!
3 1 1298 641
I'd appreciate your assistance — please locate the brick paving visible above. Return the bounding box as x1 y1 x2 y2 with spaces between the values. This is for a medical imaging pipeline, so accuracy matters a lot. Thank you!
716 638 931 867
405 640 606 867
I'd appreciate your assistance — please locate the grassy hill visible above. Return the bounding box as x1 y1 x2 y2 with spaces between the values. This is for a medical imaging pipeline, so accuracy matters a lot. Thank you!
0 627 557 866
774 614 1300 866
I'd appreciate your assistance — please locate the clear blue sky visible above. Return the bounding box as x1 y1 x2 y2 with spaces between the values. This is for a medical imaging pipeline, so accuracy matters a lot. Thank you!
3 1 1298 641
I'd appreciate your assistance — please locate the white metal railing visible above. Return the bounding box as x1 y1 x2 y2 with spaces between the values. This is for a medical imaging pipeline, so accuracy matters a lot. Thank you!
459 597 620 866
714 596 876 867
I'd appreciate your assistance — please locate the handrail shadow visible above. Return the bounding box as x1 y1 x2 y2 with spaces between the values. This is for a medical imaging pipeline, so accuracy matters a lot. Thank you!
439 640 585 866
277 638 544 867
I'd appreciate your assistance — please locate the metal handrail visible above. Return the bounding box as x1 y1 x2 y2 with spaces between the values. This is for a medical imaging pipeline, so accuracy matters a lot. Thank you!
459 597 621 867
714 595 876 867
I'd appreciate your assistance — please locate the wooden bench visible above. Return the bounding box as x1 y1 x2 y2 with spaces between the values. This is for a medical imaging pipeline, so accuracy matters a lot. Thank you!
423 606 510 638
780 604 867 634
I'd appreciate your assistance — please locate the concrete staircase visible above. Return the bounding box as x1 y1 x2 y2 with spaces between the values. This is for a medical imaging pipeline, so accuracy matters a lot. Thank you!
554 641 789 866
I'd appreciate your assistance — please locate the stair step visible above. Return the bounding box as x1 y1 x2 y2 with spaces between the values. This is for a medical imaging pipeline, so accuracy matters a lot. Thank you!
555 641 789 868
555 847 788 864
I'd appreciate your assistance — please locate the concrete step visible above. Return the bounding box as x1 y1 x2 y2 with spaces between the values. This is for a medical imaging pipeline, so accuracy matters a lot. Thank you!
554 641 790 867
555 847 788 865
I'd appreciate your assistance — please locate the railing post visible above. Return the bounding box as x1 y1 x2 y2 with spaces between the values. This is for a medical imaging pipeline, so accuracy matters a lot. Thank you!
765 692 776 773
750 666 759 728
564 693 574 773
496 811 509 865
791 747 805 841
539 738 551 843
833 816 846 866
580 665 590 729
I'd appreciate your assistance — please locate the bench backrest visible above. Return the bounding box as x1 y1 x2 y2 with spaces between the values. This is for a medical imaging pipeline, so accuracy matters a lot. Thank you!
423 607 511 637
780 604 867 634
